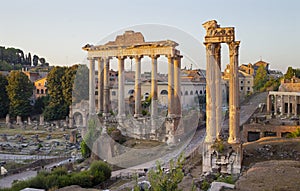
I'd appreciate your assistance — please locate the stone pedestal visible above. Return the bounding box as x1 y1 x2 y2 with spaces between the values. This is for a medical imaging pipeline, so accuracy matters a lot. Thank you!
16 116 22 126
39 115 44 126
202 142 242 175
5 114 10 125
27 117 32 125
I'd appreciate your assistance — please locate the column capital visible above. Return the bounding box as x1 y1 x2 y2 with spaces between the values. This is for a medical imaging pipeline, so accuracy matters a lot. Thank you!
228 41 240 56
117 56 126 60
134 55 144 59
150 55 160 59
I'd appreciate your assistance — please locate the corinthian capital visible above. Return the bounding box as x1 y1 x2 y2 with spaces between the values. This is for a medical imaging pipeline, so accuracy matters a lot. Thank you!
228 41 240 56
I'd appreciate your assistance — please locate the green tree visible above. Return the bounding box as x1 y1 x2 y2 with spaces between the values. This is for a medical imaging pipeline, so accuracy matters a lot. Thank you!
0 74 9 118
33 55 39 66
44 65 78 121
148 154 185 191
284 66 294 80
254 65 268 92
6 71 33 118
33 95 50 115
43 66 68 121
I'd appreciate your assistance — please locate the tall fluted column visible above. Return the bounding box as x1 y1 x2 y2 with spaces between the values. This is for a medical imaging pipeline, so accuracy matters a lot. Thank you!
174 55 182 117
134 55 143 118
228 41 240 144
103 57 110 117
134 56 143 117
151 55 159 118
97 58 104 114
287 95 290 117
204 43 216 143
118 56 126 119
89 58 96 115
214 44 222 139
281 95 284 116
167 55 174 117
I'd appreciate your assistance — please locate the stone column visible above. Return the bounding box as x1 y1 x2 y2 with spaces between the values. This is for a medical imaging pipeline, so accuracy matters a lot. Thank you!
294 95 298 116
204 43 216 143
274 95 277 116
267 94 272 113
281 95 284 116
88 58 96 115
288 95 290 117
174 55 182 117
97 58 104 114
134 55 143 118
118 56 126 119
214 44 222 139
103 57 110 117
167 55 174 118
228 41 240 144
151 55 159 118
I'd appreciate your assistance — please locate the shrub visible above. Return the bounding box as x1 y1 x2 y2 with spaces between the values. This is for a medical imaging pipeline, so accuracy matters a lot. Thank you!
90 160 111 181
70 171 93 188
52 167 68 176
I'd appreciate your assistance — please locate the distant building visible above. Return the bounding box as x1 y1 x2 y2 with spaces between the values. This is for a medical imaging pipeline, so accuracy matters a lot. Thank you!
223 64 254 99
267 76 300 116
95 69 207 110
34 77 48 98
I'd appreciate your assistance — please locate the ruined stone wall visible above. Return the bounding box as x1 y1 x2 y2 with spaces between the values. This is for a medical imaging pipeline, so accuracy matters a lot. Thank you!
242 124 299 142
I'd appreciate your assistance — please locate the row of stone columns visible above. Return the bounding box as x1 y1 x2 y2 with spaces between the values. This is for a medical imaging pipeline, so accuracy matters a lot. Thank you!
204 41 240 144
267 93 299 116
88 55 182 121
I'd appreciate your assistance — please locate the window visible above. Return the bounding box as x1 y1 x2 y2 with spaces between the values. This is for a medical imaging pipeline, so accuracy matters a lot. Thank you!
112 91 116 96
41 89 44 94
128 89 134 94
248 81 250 84
190 91 193 95
160 90 168 95
241 87 244 91
200 90 203 95
247 87 250 91
45 89 48 94
36 89 40 94
195 90 198 95
38 83 41 86
185 91 188 95
240 81 244 84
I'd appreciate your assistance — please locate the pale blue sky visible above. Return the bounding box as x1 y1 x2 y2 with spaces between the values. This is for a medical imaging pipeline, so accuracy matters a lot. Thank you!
1 0 299 72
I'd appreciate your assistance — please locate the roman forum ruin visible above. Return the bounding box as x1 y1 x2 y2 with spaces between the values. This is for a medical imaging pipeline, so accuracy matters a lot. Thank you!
82 31 183 143
202 20 242 174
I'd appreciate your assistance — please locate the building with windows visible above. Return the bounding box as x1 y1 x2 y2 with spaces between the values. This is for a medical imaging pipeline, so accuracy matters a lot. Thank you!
34 77 48 98
223 64 254 99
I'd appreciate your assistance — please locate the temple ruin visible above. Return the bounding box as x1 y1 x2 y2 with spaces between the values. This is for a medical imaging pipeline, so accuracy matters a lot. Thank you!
202 20 242 175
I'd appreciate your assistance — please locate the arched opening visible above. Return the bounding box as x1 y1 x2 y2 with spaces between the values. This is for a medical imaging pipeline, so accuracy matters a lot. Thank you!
160 90 168 95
